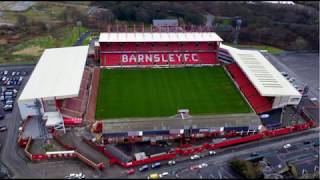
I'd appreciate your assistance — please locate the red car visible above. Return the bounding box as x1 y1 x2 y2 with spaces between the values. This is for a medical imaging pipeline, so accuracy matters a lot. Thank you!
126 168 135 175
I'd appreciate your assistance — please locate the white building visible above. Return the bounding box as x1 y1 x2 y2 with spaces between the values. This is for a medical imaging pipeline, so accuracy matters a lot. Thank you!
18 46 89 121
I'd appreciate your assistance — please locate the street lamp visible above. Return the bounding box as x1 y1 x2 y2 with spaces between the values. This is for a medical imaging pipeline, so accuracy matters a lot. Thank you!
77 21 82 38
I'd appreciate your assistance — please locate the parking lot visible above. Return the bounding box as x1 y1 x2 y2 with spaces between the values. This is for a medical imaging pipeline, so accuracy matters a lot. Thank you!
0 69 28 112
263 52 319 99
0 65 34 178
0 65 33 124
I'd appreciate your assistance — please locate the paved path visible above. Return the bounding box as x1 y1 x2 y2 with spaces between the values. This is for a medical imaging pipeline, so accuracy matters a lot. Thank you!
74 31 91 46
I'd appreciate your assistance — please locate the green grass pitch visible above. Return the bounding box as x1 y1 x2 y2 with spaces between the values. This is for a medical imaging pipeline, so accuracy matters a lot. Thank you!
95 67 252 119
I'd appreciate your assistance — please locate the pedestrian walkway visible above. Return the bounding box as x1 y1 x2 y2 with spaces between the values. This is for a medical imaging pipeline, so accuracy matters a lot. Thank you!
73 31 91 46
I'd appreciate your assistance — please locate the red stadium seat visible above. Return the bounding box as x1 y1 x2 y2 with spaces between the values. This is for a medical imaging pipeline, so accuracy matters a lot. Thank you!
227 63 272 113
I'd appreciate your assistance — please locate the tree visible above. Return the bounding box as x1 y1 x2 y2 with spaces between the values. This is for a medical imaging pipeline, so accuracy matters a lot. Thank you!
57 10 68 24
230 158 262 179
16 15 27 27
290 36 309 50
26 21 48 35
94 10 115 23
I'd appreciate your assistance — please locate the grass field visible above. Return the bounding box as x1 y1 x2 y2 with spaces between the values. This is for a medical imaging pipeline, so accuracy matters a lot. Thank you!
96 67 252 119
0 26 88 64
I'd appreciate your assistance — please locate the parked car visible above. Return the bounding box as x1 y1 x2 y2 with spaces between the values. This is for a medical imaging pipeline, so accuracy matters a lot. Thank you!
147 173 159 179
283 144 292 149
190 165 201 170
159 172 169 178
303 140 311 145
280 71 288 76
199 163 208 168
65 173 85 179
0 126 7 132
310 97 318 101
0 96 4 101
293 85 299 89
4 71 8 75
288 78 295 83
16 72 20 76
21 71 27 76
151 162 161 169
4 92 13 96
139 165 149 172
209 151 216 156
3 104 13 111
168 160 176 166
190 154 200 160
5 100 13 105
125 168 135 175
6 86 14 90
4 96 13 100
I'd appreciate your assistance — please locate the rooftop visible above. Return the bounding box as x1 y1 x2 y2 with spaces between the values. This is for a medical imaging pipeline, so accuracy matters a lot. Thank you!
99 32 223 43
220 44 301 97
18 46 89 101
152 19 178 26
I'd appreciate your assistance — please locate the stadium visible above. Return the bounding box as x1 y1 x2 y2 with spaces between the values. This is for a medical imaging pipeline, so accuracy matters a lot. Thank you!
17 26 303 144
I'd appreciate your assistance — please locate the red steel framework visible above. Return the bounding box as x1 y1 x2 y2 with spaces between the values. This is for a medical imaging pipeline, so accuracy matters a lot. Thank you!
83 119 316 168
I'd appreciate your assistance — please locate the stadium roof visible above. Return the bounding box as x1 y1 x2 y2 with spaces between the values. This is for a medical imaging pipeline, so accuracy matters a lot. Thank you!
19 46 89 101
99 32 223 43
220 44 301 97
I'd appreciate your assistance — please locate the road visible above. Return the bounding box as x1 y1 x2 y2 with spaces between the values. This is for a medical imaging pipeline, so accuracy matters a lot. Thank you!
74 31 91 46
106 127 319 179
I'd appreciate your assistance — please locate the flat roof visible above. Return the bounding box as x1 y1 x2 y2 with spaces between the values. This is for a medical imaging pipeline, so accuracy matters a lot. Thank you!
153 19 178 26
19 46 89 101
99 32 223 43
103 113 261 133
220 44 301 97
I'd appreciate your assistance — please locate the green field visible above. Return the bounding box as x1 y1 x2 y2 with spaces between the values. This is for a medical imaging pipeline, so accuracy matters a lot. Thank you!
96 67 252 119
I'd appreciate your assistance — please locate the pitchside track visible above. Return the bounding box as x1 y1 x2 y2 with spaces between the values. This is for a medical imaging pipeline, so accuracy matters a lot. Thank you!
96 67 252 119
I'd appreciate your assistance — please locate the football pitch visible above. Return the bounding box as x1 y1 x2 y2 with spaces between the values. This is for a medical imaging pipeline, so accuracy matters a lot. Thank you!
96 67 252 119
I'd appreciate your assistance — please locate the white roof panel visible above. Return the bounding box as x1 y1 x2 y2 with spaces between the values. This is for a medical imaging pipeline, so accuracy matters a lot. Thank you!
220 44 301 97
99 32 223 43
19 46 89 101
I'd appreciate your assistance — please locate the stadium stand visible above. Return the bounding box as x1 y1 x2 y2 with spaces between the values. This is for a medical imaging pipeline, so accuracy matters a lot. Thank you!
226 63 272 113
58 68 91 118
104 145 133 163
